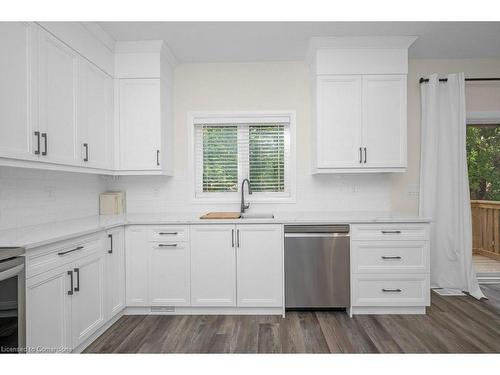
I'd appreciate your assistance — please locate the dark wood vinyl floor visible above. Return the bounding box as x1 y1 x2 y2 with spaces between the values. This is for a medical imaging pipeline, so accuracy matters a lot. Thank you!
84 284 500 353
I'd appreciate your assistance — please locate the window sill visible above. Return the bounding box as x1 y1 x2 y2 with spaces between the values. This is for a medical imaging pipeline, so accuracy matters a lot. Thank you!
192 196 295 205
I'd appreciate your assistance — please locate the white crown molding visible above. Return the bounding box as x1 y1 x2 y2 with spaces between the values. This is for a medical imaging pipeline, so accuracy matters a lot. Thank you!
306 36 418 63
115 40 177 67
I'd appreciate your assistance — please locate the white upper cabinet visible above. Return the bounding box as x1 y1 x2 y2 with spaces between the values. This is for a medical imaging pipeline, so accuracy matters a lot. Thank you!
362 75 407 168
118 79 161 171
115 41 175 175
38 27 79 166
0 25 175 175
309 37 415 173
0 22 35 161
78 59 113 169
315 75 362 169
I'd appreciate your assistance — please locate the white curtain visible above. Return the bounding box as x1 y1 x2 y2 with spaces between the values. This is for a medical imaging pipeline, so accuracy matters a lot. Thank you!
420 73 485 300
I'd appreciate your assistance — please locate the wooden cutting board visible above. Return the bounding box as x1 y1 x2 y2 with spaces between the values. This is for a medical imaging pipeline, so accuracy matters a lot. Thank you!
200 212 241 219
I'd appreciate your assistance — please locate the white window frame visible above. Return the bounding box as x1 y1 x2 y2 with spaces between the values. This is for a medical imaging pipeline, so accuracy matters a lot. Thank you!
188 111 296 204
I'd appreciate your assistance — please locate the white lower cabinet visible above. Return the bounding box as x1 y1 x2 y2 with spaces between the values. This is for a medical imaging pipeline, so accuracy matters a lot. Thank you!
149 241 190 306
190 224 283 308
70 252 105 348
105 227 125 319
236 225 283 307
190 225 236 306
26 236 106 352
125 227 149 306
350 223 431 314
26 264 73 352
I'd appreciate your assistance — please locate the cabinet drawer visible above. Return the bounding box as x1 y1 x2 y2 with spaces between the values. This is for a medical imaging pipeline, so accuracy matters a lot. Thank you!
26 233 104 278
351 241 429 274
351 274 430 307
149 226 189 242
351 224 429 241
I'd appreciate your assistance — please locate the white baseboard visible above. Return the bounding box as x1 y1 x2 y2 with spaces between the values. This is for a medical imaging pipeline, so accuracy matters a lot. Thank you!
124 306 283 316
350 306 426 315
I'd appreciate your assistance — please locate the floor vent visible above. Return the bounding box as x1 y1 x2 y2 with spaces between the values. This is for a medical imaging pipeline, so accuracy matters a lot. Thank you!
151 306 175 313
432 288 466 296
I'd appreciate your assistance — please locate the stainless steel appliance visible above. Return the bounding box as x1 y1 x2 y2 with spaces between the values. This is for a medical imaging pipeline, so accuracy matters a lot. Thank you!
285 225 350 309
0 247 25 353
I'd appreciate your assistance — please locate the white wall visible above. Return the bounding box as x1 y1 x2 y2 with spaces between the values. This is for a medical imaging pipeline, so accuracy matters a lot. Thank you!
390 57 500 214
109 62 393 214
0 167 106 230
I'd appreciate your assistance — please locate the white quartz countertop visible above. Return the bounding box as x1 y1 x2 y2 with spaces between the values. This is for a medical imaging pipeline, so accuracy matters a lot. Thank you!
0 212 431 250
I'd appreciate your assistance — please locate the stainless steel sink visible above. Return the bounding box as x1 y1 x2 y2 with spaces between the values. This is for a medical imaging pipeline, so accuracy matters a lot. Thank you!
240 213 275 219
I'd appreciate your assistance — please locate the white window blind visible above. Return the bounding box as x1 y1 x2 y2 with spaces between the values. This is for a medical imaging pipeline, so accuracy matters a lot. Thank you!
194 119 290 199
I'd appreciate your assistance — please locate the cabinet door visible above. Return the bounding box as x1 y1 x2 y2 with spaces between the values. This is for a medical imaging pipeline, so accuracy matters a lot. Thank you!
125 227 149 306
150 242 190 306
362 75 407 168
315 75 363 169
0 22 35 161
71 252 105 348
38 28 78 165
78 59 113 169
236 225 283 307
26 265 72 352
105 227 125 319
191 225 236 306
119 79 161 170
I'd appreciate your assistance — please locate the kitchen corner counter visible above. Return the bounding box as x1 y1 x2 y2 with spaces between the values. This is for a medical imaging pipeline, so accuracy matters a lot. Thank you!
0 215 126 250
0 212 431 250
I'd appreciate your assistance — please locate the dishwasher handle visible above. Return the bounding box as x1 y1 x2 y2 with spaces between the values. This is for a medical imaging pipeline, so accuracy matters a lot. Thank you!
284 232 350 238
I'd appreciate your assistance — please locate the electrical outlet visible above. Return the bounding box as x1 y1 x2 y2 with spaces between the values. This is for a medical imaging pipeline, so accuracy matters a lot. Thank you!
44 185 55 199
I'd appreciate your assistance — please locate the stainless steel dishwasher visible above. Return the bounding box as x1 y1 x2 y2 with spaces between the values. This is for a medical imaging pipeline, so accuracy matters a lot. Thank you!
284 225 350 309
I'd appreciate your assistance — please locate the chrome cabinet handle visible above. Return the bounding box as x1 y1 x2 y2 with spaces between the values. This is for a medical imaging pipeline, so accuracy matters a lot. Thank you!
74 268 80 292
83 143 89 162
58 246 84 256
236 229 240 248
156 150 160 166
363 147 367 163
159 232 178 235
382 288 402 293
381 256 402 260
108 234 113 254
67 270 74 295
381 230 402 234
34 131 40 155
359 147 362 163
158 244 178 247
231 229 234 248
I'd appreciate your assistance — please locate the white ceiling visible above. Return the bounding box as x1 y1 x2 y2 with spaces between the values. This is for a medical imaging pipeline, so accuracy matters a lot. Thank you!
98 22 500 63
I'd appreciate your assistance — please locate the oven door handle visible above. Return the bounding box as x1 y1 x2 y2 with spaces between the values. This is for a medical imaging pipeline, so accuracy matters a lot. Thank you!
0 264 24 282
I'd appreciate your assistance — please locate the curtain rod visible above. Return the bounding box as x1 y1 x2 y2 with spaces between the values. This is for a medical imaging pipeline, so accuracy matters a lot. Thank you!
419 77 500 84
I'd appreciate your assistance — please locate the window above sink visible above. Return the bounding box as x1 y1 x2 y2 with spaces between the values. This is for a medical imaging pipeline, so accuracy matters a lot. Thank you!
188 111 296 203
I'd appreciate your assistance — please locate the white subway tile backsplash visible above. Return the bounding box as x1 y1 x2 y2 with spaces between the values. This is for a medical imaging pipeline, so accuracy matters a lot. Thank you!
0 167 107 231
